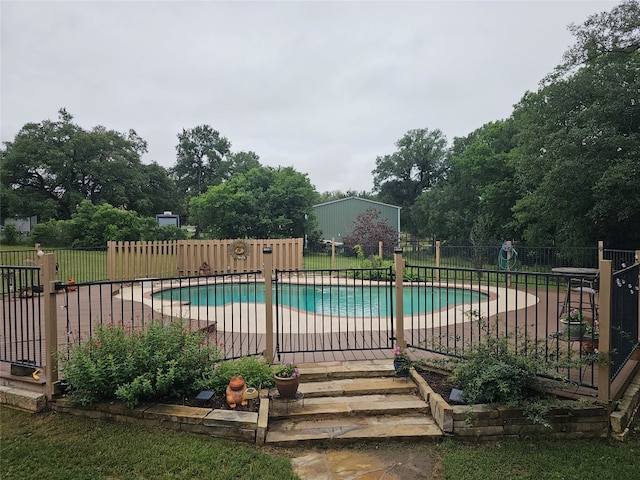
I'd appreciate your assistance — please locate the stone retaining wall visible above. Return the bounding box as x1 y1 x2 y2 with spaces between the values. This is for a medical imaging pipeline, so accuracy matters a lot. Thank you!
51 390 270 444
411 369 609 440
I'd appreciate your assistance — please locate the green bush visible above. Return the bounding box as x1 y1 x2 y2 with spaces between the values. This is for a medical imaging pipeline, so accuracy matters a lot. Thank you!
449 336 540 405
201 356 275 394
1 223 19 245
62 320 222 408
426 311 593 426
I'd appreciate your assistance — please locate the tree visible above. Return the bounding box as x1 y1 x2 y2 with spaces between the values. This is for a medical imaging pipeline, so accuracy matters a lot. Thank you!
316 190 377 204
171 125 232 198
189 165 318 239
0 109 172 221
512 1 640 248
342 208 398 257
228 151 261 176
372 129 448 235
413 120 519 244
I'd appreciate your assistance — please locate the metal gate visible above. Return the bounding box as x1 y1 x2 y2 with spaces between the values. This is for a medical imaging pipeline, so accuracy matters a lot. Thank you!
273 267 395 360
1 265 44 370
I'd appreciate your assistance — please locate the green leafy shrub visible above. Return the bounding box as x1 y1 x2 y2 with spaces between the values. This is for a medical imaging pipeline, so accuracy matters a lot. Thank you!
1 223 19 245
200 356 275 394
425 311 593 426
62 320 222 408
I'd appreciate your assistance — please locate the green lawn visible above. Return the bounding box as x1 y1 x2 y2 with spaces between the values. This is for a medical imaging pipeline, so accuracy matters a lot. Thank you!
2 405 638 480
441 436 640 480
0 406 299 480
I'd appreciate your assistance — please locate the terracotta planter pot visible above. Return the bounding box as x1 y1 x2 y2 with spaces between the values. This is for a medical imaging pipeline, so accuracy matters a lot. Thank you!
580 336 599 354
274 375 299 399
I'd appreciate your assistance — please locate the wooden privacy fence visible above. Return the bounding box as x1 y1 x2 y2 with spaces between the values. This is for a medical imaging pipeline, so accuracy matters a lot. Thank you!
107 238 303 281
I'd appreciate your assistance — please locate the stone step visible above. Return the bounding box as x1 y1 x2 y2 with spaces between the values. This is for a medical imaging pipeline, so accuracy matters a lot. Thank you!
269 393 429 420
297 360 395 381
265 414 443 446
293 376 416 399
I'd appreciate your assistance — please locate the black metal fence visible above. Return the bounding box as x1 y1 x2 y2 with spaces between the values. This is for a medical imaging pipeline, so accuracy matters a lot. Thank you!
274 267 395 359
402 264 600 389
610 263 640 381
0 266 44 368
3 254 637 394
0 247 108 283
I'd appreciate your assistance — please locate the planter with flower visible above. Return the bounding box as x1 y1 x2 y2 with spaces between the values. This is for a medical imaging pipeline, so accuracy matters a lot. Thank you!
273 362 300 399
560 308 587 341
393 346 412 377
581 322 599 354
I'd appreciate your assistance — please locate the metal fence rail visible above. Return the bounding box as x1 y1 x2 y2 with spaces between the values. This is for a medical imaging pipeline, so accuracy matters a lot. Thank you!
0 247 108 283
610 263 640 381
402 264 599 389
0 266 44 368
273 268 395 360
55 271 265 363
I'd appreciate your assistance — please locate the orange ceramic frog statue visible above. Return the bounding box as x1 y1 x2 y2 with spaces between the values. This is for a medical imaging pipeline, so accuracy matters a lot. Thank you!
226 375 248 408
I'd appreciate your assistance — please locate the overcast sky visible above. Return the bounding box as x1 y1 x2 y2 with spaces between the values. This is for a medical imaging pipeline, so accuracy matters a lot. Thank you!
1 0 619 194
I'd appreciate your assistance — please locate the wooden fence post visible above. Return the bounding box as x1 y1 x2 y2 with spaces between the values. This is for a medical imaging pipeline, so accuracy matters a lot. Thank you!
598 259 612 403
598 240 604 264
394 248 406 349
42 253 59 400
263 247 274 364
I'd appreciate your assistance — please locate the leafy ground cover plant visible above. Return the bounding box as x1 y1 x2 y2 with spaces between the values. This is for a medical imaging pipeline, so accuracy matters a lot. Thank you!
62 319 223 408
425 310 597 426
201 355 276 393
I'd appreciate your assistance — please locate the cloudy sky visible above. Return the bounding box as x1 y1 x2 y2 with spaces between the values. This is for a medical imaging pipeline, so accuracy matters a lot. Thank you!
1 0 618 194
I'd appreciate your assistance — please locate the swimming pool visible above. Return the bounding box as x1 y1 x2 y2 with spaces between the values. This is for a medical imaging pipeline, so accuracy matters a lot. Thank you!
153 283 486 317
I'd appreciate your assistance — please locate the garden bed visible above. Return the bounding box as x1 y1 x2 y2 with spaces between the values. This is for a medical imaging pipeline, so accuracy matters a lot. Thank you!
412 367 609 440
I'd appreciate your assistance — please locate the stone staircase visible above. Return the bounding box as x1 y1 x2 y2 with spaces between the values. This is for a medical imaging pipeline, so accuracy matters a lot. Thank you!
265 360 443 445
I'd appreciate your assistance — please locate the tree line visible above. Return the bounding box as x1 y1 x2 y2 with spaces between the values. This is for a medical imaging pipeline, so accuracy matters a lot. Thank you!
1 1 638 249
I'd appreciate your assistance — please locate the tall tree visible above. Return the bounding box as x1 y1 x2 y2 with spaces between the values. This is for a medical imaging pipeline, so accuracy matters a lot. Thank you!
189 165 318 239
0 109 161 220
372 128 448 235
414 120 519 244
172 125 231 198
512 0 640 248
316 190 377 204
228 151 261 176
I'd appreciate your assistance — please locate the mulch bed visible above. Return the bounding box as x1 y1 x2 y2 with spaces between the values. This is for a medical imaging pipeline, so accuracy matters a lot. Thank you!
415 367 456 400
159 392 260 412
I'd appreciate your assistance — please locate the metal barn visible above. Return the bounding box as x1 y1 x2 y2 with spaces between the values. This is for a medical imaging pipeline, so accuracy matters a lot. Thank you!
313 197 401 243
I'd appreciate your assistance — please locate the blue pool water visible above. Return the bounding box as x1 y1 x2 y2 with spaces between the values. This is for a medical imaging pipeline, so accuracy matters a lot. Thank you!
153 283 486 317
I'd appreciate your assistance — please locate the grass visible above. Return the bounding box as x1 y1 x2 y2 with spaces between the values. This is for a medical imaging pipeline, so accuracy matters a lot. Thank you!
0 406 299 480
441 436 640 480
3 405 639 479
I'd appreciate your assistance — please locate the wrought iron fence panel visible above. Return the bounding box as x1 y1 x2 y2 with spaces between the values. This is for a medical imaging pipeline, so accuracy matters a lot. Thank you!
610 263 640 381
604 249 638 272
0 266 44 368
57 271 264 362
403 264 598 389
274 267 394 359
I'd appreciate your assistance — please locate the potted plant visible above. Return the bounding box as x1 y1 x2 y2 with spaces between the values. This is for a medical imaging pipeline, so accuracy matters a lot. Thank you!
560 308 587 341
393 346 412 377
273 362 299 399
580 322 599 354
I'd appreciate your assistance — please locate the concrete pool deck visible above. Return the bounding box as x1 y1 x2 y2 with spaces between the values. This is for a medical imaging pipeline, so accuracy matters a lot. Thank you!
117 279 538 335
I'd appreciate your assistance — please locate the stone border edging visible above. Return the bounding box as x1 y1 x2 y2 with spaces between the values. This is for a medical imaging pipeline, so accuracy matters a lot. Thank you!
50 388 271 444
410 368 609 439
